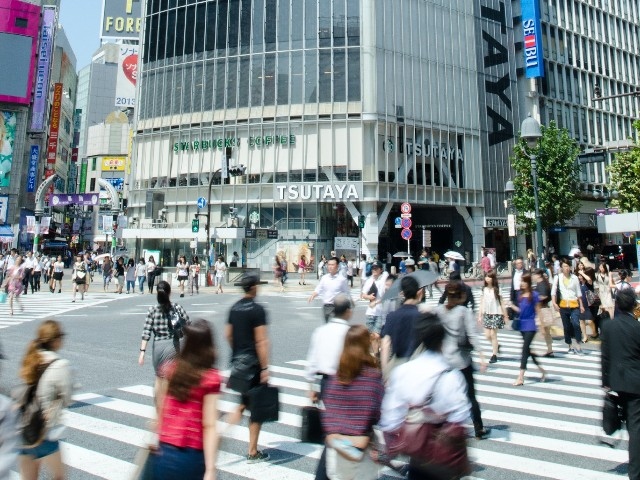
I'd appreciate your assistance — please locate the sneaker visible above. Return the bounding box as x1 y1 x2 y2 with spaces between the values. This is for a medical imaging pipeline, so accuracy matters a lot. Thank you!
576 349 585 356
474 427 491 440
489 355 497 364
246 451 270 464
567 347 575 354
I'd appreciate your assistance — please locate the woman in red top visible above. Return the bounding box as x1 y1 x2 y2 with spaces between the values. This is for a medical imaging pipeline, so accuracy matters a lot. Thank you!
155 319 221 480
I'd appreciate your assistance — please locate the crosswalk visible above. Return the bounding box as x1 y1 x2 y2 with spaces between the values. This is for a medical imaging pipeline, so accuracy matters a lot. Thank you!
0 290 121 329
9 331 626 480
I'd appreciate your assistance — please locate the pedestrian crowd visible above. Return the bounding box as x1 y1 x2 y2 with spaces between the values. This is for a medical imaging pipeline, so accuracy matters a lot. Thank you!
1 247 639 480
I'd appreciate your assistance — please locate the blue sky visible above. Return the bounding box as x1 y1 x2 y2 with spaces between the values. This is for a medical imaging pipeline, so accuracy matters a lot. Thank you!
59 0 103 70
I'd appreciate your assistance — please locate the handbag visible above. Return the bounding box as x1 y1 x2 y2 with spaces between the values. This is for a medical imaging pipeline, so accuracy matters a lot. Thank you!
300 404 324 444
0 291 7 303
228 353 259 394
511 318 521 331
247 384 280 423
585 289 600 307
382 369 470 477
603 392 623 435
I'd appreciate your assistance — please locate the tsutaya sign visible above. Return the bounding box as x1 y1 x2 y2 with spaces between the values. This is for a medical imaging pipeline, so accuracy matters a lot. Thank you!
276 184 360 201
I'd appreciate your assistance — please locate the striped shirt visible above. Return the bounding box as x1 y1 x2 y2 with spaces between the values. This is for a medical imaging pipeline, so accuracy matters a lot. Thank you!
321 366 384 436
141 303 190 341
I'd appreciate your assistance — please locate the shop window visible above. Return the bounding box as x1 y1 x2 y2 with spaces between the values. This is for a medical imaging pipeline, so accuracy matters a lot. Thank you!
90 178 96 191
289 170 302 182
347 170 361 181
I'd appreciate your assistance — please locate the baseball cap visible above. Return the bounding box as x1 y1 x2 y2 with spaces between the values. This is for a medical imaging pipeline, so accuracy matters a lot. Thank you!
371 261 383 269
240 273 260 291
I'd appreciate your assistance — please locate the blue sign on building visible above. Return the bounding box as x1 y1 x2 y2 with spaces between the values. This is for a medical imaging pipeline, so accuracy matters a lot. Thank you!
522 0 545 79
27 146 39 193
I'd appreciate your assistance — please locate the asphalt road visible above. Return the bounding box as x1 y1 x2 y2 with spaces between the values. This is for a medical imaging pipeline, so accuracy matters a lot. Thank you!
0 278 628 480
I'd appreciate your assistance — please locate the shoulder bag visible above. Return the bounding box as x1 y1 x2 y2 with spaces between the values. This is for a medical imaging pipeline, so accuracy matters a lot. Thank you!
382 369 470 477
585 288 600 307
228 353 260 394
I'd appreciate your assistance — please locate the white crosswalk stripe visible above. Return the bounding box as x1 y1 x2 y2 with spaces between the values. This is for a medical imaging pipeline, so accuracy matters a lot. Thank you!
0 290 120 329
11 330 626 480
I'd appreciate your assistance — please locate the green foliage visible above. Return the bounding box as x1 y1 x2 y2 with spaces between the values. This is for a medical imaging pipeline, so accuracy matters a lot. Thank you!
509 121 582 233
609 121 640 213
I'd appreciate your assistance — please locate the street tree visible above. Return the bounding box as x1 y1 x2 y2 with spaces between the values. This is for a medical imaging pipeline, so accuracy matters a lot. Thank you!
510 121 582 233
608 120 640 212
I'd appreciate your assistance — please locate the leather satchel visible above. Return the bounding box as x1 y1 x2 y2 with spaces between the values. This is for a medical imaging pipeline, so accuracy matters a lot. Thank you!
247 384 280 423
383 370 470 477
603 392 623 435
228 353 259 394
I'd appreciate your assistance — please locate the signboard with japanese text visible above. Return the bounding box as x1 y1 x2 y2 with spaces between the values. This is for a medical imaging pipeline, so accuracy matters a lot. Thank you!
79 161 88 193
102 156 126 171
27 145 39 192
521 0 545 78
30 7 56 131
115 45 138 107
47 83 63 166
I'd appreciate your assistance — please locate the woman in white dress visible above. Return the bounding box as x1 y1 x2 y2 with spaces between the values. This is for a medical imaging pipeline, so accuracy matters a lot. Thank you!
175 255 189 298
477 271 509 364
214 255 227 294
594 262 615 320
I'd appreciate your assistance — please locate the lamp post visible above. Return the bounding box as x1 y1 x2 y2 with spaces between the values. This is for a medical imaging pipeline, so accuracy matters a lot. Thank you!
520 115 545 269
593 188 619 209
504 180 517 261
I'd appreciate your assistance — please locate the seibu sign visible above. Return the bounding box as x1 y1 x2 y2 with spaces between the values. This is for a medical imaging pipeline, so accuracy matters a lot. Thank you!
276 184 360 201
521 0 545 79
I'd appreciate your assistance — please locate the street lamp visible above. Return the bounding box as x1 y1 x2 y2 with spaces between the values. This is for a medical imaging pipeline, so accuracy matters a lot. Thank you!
593 187 619 209
504 179 517 261
520 115 545 269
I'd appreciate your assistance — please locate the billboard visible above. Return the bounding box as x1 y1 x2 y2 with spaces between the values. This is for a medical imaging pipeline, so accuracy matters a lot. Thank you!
27 145 39 192
47 83 63 166
0 0 41 105
521 0 545 79
79 160 88 193
102 156 126 171
0 111 17 187
101 0 142 40
30 6 57 131
115 45 138 107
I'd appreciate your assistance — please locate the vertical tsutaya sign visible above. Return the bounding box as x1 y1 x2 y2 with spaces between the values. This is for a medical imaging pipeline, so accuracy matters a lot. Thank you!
79 160 88 193
27 145 39 193
0 111 16 187
101 0 142 40
47 83 63 166
115 45 138 107
521 0 545 79
31 6 56 132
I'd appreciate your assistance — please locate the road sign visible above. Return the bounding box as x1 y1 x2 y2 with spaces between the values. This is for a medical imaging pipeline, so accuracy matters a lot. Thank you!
578 152 606 164
401 228 412 240
196 197 207 209
401 218 412 229
394 217 402 229
189 240 197 249
401 213 412 218
401 203 412 214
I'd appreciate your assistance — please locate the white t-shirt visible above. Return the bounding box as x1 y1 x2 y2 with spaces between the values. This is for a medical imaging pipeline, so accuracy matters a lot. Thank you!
176 262 189 277
214 260 226 278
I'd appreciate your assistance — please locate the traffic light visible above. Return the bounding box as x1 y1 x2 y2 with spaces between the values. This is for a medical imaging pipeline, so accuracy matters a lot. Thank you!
358 215 365 229
228 165 247 177
192 218 199 233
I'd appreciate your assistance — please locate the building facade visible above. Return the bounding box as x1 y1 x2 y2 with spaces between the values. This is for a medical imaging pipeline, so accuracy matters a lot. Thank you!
126 0 523 269
514 0 640 254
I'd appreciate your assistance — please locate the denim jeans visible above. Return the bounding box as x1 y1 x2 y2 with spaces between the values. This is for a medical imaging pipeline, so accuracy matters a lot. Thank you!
138 275 146 292
126 280 135 292
560 307 581 345
365 315 383 335
153 442 205 479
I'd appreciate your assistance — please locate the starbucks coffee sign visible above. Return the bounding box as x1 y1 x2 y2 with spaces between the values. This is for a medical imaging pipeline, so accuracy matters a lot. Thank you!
172 134 296 153
276 184 360 201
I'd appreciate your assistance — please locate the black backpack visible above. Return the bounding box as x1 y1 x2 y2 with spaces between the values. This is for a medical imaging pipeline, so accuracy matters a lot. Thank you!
13 359 58 447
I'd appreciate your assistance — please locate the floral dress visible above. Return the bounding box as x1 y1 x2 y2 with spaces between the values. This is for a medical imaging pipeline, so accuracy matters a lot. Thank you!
6 265 23 296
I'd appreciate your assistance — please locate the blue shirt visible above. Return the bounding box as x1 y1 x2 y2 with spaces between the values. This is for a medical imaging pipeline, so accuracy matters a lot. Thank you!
517 291 539 332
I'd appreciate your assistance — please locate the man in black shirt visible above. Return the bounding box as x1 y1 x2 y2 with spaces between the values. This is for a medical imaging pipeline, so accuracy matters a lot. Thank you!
225 274 271 463
438 271 475 311
381 276 423 380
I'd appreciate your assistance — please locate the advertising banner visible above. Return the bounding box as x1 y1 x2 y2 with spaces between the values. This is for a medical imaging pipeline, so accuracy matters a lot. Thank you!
31 6 56 131
72 219 81 234
26 216 36 234
27 145 39 192
105 177 124 191
0 111 16 187
101 0 142 40
102 215 113 233
102 156 126 171
0 195 8 224
79 160 88 193
47 83 63 165
521 0 545 79
39 216 51 235
51 193 100 207
115 45 138 107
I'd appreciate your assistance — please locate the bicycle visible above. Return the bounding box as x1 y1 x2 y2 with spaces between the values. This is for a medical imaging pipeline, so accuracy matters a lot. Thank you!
463 262 484 279
496 262 508 276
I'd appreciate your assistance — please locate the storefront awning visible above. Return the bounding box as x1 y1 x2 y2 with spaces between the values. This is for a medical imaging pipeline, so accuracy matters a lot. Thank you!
0 225 14 237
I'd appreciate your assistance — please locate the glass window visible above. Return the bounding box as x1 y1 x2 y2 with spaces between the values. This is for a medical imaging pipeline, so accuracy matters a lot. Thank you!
194 4 205 53
347 0 359 45
264 53 276 105
216 0 228 54
319 0 331 47
227 0 240 55
240 0 251 54
205 2 217 52
184 6 195 56
290 51 303 103
278 0 290 51
265 0 277 51
305 0 317 48
251 54 264 106
319 49 331 102
92 158 96 171
253 0 264 53
227 57 238 108
291 0 303 49
175 7 186 58
166 9 176 59
333 48 346 102
333 0 345 47
277 52 289 105
347 47 360 101
215 59 225 110
238 56 250 107
305 49 317 102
